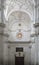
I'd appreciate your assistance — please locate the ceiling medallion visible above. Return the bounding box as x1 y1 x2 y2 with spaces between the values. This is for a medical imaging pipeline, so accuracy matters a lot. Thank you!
17 33 22 39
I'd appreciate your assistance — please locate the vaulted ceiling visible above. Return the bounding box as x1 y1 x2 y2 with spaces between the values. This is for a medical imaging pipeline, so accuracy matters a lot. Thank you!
4 0 35 21
3 0 35 41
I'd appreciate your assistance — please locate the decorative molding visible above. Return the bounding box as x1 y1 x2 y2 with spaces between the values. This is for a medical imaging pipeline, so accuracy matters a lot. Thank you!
30 33 39 37
17 33 22 39
34 23 39 28
30 33 35 37
0 23 5 28
0 32 9 37
5 40 31 44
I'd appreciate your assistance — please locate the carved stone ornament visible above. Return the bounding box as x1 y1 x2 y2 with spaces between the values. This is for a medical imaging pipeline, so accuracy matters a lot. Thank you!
17 33 22 39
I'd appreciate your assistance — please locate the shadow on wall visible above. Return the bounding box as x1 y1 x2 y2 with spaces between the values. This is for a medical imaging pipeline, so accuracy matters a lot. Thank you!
0 59 3 65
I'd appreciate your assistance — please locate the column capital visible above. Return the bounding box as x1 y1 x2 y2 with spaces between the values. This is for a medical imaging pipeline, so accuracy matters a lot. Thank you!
0 32 9 37
30 33 39 37
34 23 39 28
0 23 5 28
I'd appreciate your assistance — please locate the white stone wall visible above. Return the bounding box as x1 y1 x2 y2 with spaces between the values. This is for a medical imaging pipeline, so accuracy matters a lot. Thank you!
3 43 31 65
0 0 39 65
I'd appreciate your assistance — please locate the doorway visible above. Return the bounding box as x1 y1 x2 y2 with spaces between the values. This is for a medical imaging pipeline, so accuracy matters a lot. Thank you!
15 56 24 65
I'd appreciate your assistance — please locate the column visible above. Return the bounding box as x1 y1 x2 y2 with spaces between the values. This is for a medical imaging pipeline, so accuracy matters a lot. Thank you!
29 45 32 65
0 0 6 65
34 0 39 64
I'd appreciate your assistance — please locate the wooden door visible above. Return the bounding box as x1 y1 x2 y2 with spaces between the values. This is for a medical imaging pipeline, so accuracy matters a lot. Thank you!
15 56 24 65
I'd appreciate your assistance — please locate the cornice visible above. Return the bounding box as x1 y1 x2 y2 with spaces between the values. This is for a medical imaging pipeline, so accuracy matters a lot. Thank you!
0 32 9 37
5 40 31 44
34 23 39 28
30 33 39 37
